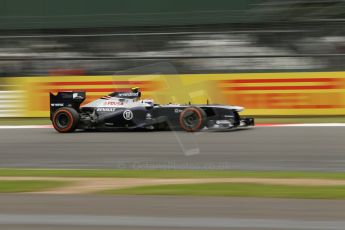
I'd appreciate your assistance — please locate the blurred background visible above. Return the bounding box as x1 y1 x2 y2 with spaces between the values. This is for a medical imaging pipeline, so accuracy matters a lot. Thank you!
1 0 345 76
1 0 345 118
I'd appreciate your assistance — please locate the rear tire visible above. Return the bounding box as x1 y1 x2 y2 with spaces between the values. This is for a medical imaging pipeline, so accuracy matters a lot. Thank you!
179 107 206 132
52 107 79 133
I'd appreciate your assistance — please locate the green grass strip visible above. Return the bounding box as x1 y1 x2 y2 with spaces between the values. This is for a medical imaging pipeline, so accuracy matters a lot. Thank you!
1 169 345 180
101 183 345 199
0 180 70 193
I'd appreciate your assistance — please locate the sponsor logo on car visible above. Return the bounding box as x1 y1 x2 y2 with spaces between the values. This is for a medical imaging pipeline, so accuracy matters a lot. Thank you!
51 103 64 107
103 101 124 106
216 120 231 124
96 108 116 112
123 110 134 120
146 113 152 119
118 92 139 97
72 93 84 99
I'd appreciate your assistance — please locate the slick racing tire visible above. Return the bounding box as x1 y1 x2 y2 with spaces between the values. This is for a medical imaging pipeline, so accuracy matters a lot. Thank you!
52 107 80 133
179 107 207 132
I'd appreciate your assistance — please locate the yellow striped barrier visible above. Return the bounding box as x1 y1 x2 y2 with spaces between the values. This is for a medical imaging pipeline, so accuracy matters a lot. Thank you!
4 72 345 117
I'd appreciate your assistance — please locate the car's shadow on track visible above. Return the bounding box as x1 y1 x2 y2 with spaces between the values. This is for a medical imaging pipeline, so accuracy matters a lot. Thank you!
206 127 254 132
63 127 255 133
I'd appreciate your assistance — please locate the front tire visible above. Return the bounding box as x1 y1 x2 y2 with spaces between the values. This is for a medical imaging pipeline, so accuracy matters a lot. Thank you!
52 107 80 133
179 107 206 132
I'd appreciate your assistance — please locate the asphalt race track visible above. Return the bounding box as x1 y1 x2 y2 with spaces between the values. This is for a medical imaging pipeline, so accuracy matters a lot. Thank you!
0 195 345 230
1 127 345 230
0 126 344 171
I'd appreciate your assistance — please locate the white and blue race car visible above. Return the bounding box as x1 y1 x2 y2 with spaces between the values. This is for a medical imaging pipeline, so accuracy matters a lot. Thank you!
50 87 254 133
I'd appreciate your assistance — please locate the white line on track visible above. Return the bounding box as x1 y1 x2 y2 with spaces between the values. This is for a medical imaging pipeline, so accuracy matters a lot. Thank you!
0 125 52 129
256 123 345 127
0 123 344 129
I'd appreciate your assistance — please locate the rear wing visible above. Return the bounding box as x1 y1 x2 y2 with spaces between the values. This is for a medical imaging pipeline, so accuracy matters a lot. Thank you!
49 92 86 120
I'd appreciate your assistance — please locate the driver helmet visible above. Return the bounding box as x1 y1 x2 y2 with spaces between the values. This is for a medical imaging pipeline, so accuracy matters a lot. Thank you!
131 87 140 93
130 87 141 100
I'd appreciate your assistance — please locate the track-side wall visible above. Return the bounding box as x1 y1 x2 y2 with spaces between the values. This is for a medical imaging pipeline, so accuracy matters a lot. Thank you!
2 72 345 117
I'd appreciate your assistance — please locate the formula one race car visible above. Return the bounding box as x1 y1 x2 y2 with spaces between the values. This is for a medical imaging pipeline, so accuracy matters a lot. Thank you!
50 87 254 133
